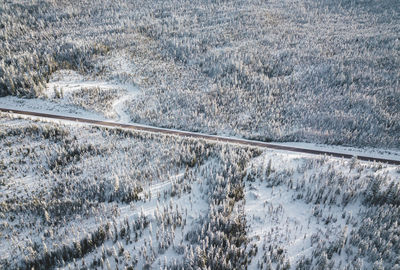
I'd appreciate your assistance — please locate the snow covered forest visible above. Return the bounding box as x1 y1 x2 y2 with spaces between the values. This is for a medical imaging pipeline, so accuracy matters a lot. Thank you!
1 0 399 148
1 0 399 269
0 114 399 269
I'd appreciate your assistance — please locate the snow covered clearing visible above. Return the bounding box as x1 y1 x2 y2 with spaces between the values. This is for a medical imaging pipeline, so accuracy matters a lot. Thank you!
268 142 400 164
45 69 140 121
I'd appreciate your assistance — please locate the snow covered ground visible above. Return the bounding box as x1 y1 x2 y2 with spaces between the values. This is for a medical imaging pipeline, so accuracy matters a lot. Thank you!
0 95 106 121
269 142 400 163
244 151 400 269
1 0 399 268
1 114 399 269
0 68 141 123
0 114 257 269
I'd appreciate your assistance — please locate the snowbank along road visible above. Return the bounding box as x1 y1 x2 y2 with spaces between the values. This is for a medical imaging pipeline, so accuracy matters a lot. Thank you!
1 107 399 165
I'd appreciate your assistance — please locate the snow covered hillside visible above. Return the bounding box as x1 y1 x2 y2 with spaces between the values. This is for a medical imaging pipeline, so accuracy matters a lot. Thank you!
1 114 399 269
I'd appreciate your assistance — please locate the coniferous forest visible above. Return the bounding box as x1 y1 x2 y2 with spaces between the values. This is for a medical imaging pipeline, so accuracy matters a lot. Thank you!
0 0 399 269
1 114 399 269
1 0 399 147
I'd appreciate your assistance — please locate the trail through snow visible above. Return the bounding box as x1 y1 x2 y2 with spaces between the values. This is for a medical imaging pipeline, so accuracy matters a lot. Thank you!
112 84 139 123
43 69 140 123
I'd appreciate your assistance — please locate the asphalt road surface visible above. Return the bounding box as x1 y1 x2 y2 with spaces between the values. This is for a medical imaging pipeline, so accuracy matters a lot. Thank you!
1 107 399 165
